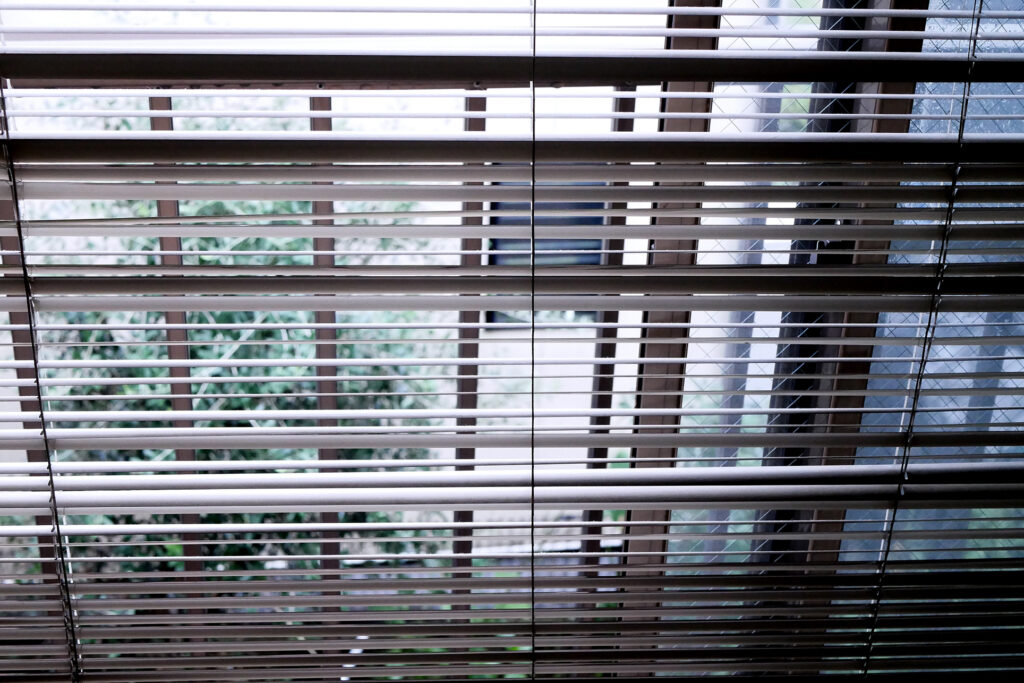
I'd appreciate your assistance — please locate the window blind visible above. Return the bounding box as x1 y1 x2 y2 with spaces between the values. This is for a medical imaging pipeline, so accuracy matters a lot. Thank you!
0 0 1022 680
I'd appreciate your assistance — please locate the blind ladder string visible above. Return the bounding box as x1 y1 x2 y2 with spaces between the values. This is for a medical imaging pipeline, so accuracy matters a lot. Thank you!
860 0 983 674
0 77 83 681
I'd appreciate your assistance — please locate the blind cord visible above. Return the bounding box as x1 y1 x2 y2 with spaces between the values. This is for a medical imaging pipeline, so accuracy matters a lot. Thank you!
530 0 538 679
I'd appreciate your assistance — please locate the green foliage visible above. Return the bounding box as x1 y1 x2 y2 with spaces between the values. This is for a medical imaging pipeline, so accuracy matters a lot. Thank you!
33 185 450 575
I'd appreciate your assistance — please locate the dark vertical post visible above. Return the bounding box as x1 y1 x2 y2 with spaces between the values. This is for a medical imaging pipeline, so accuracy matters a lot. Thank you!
625 0 719 575
453 95 486 607
581 86 635 573
617 4 721 673
149 96 204 578
310 96 340 581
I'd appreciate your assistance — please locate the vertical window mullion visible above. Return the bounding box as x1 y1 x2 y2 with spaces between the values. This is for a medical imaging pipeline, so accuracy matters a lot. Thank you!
581 85 635 577
309 95 341 586
148 97 205 585
453 94 486 610
620 2 721 649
